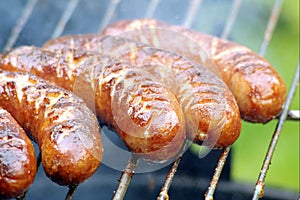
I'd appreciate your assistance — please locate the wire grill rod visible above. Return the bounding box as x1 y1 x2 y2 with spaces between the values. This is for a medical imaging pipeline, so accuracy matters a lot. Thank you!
251 0 292 198
51 0 80 39
3 0 38 51
203 1 242 198
65 185 78 200
220 0 242 39
205 147 231 200
252 63 300 200
112 154 139 200
157 156 183 200
0 0 298 199
259 0 283 56
286 110 300 120
182 0 203 28
98 0 120 32
145 0 160 18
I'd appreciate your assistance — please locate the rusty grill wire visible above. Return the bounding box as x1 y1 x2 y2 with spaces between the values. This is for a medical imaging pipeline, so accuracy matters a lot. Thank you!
1 0 299 200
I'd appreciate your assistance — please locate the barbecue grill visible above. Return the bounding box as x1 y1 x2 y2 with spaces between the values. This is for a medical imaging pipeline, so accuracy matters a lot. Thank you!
0 0 299 200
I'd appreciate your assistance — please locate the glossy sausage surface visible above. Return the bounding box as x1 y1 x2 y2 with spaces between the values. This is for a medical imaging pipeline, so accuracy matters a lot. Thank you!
0 47 186 161
0 107 36 199
99 18 287 123
102 39 241 148
44 36 241 148
94 61 186 161
0 71 102 186
43 34 104 51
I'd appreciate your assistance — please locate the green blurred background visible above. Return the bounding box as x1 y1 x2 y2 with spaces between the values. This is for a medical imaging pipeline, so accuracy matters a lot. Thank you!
192 0 299 193
232 0 299 192
231 0 299 192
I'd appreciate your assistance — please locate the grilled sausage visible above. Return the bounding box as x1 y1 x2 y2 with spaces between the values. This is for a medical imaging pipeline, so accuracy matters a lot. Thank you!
122 47 241 148
0 47 186 161
99 18 287 123
94 61 186 161
0 70 102 186
0 107 36 199
44 35 241 147
43 34 104 51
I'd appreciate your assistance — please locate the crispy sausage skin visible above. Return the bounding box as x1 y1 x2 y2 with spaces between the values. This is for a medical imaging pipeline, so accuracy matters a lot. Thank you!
0 71 102 186
0 47 186 161
93 61 186 161
99 18 287 123
43 35 241 148
118 46 241 148
0 107 36 199
42 34 104 51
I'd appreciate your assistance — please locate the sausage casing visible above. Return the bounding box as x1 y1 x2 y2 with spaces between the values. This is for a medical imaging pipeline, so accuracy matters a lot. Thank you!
94 61 186 161
0 70 102 186
0 47 186 161
44 35 241 148
99 18 287 123
0 107 36 199
101 39 241 148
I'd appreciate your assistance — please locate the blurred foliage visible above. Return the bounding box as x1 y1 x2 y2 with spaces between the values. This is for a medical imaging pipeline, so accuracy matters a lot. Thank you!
231 0 299 192
190 0 299 192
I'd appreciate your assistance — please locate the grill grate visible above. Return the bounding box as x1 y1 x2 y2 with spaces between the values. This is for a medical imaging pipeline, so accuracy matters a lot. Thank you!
182 0 203 28
0 0 299 200
253 64 300 200
3 0 38 51
51 0 80 39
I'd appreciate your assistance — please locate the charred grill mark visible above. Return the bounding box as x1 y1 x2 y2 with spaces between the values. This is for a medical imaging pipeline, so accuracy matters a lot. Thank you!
0 71 102 186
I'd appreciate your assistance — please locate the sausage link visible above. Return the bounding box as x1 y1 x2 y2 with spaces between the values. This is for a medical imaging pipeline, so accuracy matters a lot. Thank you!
101 40 241 148
0 71 102 186
0 47 186 161
0 107 36 199
44 36 241 148
99 18 287 123
94 61 186 161
43 34 104 51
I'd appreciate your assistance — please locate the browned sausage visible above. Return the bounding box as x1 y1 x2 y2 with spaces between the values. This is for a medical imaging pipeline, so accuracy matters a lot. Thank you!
99 18 287 123
44 35 241 148
0 47 186 161
0 70 102 186
0 107 36 199
94 61 186 161
42 34 104 51
119 45 241 148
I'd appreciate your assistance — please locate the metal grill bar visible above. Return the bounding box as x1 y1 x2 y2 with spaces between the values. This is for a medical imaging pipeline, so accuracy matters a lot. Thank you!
205 147 231 200
3 0 38 51
112 155 139 200
287 110 300 120
65 185 78 200
157 156 183 200
203 1 242 198
259 0 299 121
99 1 164 199
51 0 80 39
2 0 296 199
155 1 242 199
220 0 242 39
145 0 160 18
98 0 120 32
153 0 209 197
258 0 283 56
252 63 300 200
182 0 203 28
250 0 293 198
